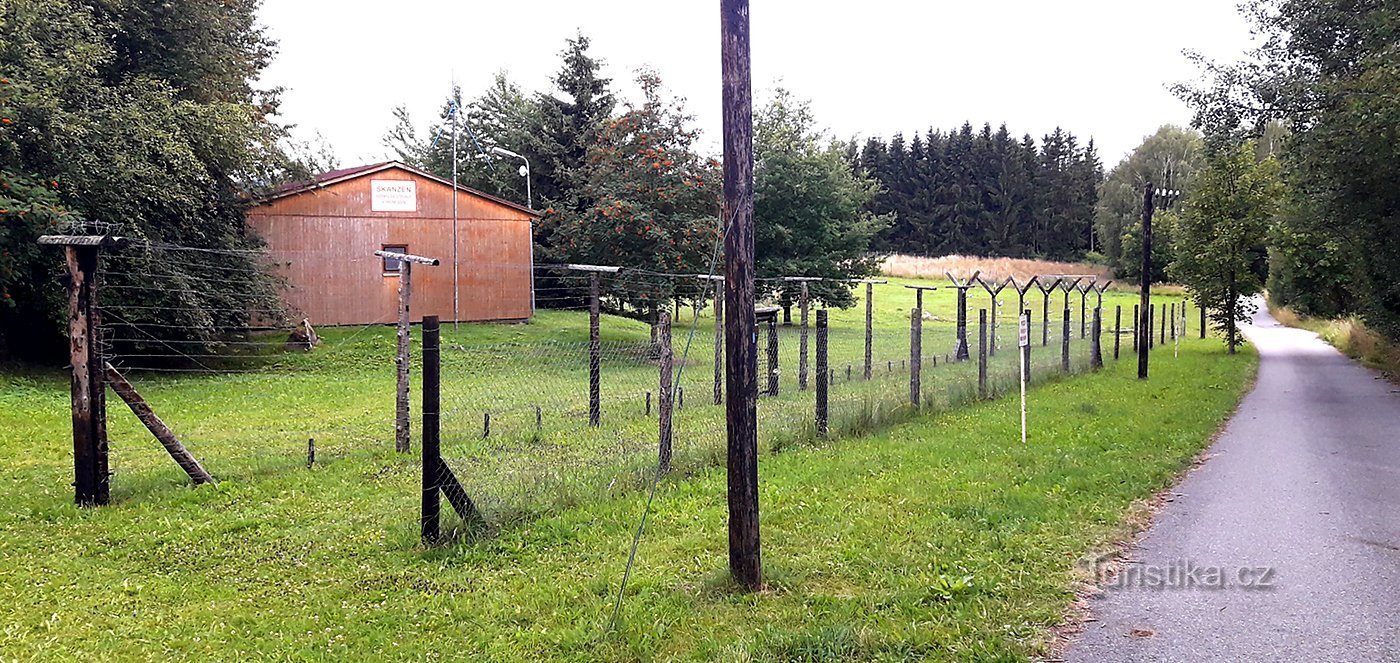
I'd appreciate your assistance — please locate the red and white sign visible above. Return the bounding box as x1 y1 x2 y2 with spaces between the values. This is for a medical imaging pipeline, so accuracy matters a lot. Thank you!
371 180 417 212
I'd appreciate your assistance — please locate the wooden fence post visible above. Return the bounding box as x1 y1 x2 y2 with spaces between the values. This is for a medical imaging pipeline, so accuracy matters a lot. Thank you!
713 279 724 405
1170 302 1177 340
421 315 441 543
374 250 440 453
798 281 810 391
765 312 779 396
1091 308 1103 369
1133 304 1140 352
1160 302 1166 346
67 243 107 506
589 271 602 427
1061 308 1071 373
910 307 922 408
1200 302 1207 339
1080 290 1087 338
41 235 128 506
977 309 988 399
658 311 673 473
864 282 873 379
1041 289 1052 347
395 260 413 452
1114 305 1122 360
955 288 970 362
815 309 829 437
1148 304 1155 349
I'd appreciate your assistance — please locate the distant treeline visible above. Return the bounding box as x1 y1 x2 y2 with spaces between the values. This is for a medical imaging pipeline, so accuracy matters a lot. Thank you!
855 123 1102 261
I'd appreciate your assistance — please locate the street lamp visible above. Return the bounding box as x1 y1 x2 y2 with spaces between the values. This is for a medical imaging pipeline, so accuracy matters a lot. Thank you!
489 145 532 210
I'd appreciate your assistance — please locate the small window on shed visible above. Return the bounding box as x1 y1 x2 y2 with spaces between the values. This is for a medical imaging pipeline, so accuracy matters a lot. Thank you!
382 245 408 275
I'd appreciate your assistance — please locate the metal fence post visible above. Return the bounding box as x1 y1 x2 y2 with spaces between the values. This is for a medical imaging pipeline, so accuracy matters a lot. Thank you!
910 307 922 408
955 287 970 362
589 272 601 427
864 282 873 380
798 281 809 391
977 309 988 399
713 284 724 405
1091 307 1103 369
658 311 673 473
766 313 779 396
1148 304 1155 349
1160 302 1167 346
1061 307 1071 373
816 309 829 437
421 315 441 544
1114 305 1122 360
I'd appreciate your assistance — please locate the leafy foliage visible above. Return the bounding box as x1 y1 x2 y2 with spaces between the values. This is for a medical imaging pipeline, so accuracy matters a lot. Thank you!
1094 126 1203 281
553 70 720 314
754 90 888 308
1171 142 1281 352
1177 0 1400 340
0 0 297 360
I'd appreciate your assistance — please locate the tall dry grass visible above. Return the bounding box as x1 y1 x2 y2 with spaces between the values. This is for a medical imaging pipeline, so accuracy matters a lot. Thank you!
1269 300 1400 380
881 254 1115 284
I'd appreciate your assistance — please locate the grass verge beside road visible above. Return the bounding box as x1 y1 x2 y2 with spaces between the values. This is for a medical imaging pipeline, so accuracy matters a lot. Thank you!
1268 301 1400 381
0 335 1253 660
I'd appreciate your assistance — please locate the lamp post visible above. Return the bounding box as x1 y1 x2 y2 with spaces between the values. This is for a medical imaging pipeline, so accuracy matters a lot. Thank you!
489 146 532 210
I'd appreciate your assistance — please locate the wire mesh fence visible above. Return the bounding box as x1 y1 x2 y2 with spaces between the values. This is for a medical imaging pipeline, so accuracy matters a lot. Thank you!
437 276 1119 530
53 230 1153 530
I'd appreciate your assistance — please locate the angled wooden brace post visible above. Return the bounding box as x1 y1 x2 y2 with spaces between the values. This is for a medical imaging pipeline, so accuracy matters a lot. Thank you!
104 363 214 485
375 249 441 453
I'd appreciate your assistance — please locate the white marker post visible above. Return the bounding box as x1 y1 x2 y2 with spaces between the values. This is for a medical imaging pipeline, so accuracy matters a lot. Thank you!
1019 312 1030 445
1175 304 1183 359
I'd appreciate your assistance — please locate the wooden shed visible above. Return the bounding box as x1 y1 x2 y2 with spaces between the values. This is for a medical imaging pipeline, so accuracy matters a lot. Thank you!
248 161 537 326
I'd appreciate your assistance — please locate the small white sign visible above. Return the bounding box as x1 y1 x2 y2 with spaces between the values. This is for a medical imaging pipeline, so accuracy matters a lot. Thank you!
1018 315 1030 348
371 179 417 212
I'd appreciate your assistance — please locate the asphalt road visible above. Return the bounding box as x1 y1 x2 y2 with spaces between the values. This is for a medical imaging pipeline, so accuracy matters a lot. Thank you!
1065 301 1400 662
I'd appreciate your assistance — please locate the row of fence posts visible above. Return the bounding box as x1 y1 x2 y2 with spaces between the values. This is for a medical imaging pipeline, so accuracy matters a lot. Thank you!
421 275 1208 538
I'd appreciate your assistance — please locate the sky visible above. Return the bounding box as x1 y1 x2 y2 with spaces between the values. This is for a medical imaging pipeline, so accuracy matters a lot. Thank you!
257 0 1258 171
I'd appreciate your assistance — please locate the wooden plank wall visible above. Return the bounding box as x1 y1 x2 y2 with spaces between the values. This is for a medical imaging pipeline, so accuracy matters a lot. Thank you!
247 167 534 326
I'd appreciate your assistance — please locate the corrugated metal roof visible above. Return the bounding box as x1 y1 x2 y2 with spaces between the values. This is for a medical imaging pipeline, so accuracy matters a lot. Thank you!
257 160 539 217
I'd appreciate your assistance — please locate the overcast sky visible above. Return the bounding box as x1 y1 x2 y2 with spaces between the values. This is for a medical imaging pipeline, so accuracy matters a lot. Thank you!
258 1 1256 171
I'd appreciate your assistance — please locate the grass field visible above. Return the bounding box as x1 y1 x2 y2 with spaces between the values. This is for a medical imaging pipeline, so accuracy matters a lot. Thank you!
0 277 1238 660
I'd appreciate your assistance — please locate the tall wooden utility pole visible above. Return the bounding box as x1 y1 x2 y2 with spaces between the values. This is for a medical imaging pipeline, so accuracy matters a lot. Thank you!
1138 183 1154 380
722 0 761 590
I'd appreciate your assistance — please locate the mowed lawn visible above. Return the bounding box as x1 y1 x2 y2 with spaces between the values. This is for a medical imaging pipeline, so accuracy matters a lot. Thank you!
0 280 1245 660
